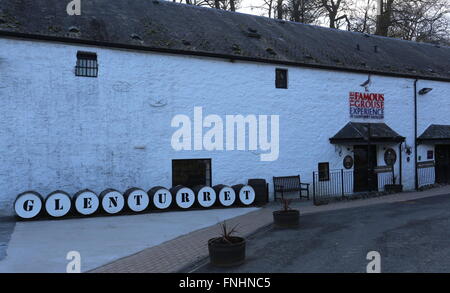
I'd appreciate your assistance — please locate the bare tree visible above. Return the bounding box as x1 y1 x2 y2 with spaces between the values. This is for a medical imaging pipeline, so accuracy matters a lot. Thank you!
317 0 353 29
390 0 449 44
374 0 394 36
168 0 450 45
348 0 377 33
172 0 241 11
372 0 450 44
276 0 285 19
287 0 324 23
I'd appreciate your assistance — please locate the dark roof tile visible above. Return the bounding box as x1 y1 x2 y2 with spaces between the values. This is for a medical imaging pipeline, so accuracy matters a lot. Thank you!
0 0 449 81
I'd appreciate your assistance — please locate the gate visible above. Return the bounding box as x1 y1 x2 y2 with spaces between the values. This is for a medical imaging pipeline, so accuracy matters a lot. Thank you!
312 169 394 205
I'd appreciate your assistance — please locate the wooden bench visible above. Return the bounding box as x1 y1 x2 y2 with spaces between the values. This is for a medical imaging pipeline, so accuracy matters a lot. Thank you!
273 175 310 201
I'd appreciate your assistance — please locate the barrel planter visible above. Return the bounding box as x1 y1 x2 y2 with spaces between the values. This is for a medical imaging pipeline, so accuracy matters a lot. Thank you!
208 236 246 267
213 185 236 207
247 179 269 206
148 186 172 210
99 189 125 215
193 185 216 208
273 210 300 228
45 190 72 218
124 188 150 213
170 185 195 209
232 184 256 206
74 189 99 216
14 191 44 220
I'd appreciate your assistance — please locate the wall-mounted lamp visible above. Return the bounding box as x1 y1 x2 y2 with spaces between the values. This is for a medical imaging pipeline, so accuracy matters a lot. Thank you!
401 143 412 156
405 146 412 156
418 88 433 95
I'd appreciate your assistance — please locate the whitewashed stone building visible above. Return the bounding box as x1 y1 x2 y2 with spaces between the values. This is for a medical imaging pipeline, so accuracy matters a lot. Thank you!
1 0 450 215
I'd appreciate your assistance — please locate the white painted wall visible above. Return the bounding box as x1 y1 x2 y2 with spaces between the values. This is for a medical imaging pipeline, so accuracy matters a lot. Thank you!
1 37 449 215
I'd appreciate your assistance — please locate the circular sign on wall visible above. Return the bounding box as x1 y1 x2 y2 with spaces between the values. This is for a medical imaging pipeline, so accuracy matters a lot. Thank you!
233 184 256 206
343 155 354 169
171 186 195 209
45 191 72 218
124 188 150 212
384 148 397 166
148 186 172 210
214 185 236 207
74 189 99 216
14 191 43 219
195 186 217 208
100 189 125 214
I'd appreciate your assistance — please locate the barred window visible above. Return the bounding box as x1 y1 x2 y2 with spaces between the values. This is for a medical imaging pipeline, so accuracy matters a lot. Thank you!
75 52 98 77
275 68 288 89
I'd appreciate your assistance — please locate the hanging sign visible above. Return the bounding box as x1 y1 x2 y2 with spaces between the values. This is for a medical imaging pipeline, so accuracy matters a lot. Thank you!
384 148 397 166
349 92 384 119
343 155 354 169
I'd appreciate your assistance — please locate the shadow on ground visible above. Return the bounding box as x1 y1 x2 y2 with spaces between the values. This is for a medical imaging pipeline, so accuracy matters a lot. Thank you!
0 217 16 261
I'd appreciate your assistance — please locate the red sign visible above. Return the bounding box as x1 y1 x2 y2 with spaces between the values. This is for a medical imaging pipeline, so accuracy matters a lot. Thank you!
349 92 384 119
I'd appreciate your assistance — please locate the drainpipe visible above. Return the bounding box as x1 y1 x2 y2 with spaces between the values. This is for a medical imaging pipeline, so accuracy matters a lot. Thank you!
399 142 402 186
414 79 418 190
367 123 372 192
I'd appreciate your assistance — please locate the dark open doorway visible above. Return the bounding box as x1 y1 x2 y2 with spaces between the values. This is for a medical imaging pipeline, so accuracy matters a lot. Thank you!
353 145 378 192
435 145 450 184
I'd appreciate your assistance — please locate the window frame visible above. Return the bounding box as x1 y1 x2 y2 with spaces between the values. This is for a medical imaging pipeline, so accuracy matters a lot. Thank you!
275 68 288 89
75 51 98 78
172 158 212 188
318 162 330 182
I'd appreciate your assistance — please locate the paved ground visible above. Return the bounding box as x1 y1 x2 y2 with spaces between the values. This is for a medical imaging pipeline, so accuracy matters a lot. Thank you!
195 194 450 273
0 217 15 261
93 185 450 273
0 207 257 273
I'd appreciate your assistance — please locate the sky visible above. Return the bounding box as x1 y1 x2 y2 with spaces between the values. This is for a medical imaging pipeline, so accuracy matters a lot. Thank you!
237 0 379 17
239 0 266 16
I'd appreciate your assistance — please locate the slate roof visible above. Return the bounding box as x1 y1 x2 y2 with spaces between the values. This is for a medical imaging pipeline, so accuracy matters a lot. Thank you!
330 122 405 144
1 0 450 81
418 125 450 143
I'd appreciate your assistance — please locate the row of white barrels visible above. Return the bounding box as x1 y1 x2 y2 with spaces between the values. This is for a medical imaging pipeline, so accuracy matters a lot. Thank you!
14 184 256 220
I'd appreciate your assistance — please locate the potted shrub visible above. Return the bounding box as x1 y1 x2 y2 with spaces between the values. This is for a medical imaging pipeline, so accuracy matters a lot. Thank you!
273 198 300 228
208 221 246 267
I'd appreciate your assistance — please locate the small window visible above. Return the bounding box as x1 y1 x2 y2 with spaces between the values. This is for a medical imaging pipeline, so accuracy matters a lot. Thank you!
318 162 330 181
75 51 98 77
172 159 212 188
275 68 288 89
